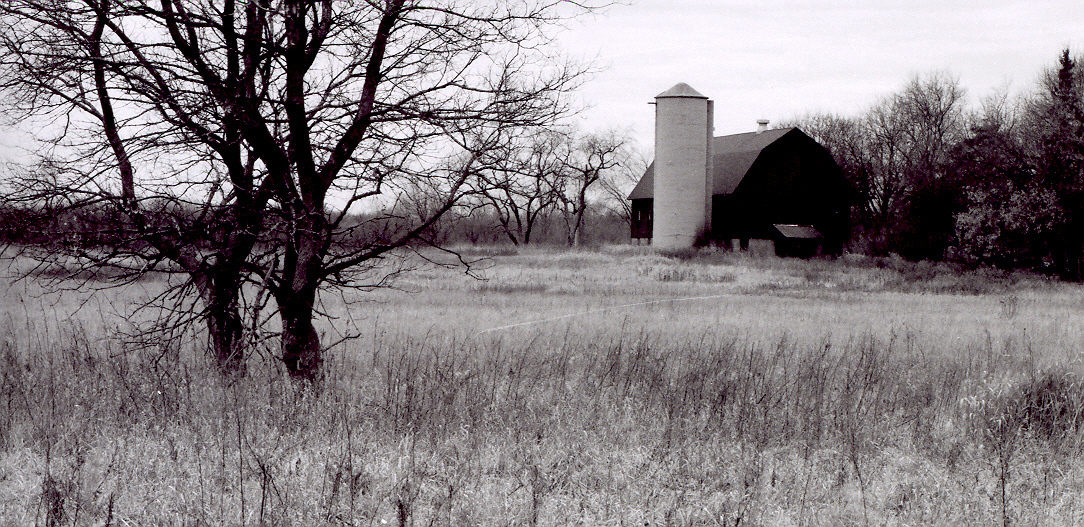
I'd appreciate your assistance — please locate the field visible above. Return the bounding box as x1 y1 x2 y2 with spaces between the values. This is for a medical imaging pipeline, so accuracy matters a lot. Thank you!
3 245 1084 526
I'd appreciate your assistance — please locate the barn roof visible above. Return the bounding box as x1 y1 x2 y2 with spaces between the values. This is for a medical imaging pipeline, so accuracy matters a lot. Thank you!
627 127 798 200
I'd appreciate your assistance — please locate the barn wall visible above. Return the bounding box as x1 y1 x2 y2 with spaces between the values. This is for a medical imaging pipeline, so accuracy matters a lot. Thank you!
630 199 653 240
718 131 850 255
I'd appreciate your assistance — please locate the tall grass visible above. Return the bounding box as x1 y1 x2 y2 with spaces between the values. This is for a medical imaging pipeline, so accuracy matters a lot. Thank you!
3 320 1084 525
3 248 1084 525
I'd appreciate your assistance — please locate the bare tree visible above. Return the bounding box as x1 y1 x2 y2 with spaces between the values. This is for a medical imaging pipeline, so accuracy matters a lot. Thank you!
789 73 966 256
468 128 634 247
470 131 566 245
555 130 630 247
0 0 600 380
895 72 968 185
597 144 648 227
0 0 265 375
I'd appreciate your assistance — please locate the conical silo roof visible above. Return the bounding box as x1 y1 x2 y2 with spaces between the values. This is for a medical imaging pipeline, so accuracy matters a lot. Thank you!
655 82 708 99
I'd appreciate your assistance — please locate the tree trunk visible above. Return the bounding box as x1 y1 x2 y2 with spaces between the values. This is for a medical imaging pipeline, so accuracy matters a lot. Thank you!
572 202 587 248
1055 201 1084 282
278 221 326 381
279 288 322 381
500 226 520 246
202 272 247 377
208 306 245 376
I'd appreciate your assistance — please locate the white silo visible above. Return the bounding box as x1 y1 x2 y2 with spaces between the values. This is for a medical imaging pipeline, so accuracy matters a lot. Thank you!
652 83 713 250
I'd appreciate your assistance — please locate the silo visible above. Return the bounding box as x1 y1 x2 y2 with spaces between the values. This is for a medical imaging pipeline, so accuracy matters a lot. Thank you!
652 83 713 250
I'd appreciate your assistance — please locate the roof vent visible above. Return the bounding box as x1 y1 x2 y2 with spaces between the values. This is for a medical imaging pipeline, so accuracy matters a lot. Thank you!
756 119 770 134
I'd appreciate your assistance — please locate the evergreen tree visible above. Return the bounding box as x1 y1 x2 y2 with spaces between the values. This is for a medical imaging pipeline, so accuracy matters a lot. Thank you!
1041 49 1084 280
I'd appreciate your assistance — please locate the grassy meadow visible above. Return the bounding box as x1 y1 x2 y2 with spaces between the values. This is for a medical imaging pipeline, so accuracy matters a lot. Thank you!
3 245 1084 525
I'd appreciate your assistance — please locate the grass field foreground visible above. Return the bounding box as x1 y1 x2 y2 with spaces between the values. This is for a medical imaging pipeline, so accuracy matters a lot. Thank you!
2 246 1084 525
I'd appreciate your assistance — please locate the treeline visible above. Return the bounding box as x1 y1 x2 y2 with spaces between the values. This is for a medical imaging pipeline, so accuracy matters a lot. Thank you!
0 190 633 252
409 206 630 248
792 49 1084 279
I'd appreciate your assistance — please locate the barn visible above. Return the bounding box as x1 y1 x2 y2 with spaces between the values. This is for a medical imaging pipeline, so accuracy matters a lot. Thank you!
628 83 850 257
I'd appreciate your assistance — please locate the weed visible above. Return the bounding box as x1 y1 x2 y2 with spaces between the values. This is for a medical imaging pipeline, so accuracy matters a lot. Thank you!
653 266 695 282
451 245 519 257
472 281 548 294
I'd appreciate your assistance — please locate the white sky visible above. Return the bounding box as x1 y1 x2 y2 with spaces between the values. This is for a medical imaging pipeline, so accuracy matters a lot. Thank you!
558 0 1084 150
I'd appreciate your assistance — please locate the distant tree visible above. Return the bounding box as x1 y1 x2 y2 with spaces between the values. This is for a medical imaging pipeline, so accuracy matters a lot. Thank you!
789 58 1084 274
1035 49 1084 280
853 102 907 254
887 72 968 260
954 182 1060 270
470 131 566 245
470 128 633 248
789 73 967 257
947 102 1056 269
555 130 631 247
597 145 649 228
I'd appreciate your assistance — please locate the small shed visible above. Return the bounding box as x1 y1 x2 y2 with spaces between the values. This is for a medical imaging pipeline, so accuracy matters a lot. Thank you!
772 224 824 258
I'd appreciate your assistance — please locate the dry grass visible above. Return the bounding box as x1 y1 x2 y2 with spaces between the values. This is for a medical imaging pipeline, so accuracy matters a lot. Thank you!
1 246 1084 525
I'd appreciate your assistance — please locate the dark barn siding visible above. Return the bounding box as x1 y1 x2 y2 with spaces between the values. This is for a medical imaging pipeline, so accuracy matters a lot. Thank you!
716 131 850 254
631 199 653 239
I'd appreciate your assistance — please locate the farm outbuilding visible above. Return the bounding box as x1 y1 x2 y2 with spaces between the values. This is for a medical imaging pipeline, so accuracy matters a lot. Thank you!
629 83 850 256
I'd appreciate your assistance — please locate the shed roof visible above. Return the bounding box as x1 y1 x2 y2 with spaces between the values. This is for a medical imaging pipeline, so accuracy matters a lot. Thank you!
773 224 823 239
627 127 797 200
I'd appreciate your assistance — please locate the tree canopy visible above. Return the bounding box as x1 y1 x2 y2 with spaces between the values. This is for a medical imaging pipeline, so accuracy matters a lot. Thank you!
791 50 1084 279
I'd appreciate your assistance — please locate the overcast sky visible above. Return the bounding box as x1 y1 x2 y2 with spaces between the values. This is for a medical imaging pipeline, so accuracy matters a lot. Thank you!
558 0 1084 150
3 2 1081 164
